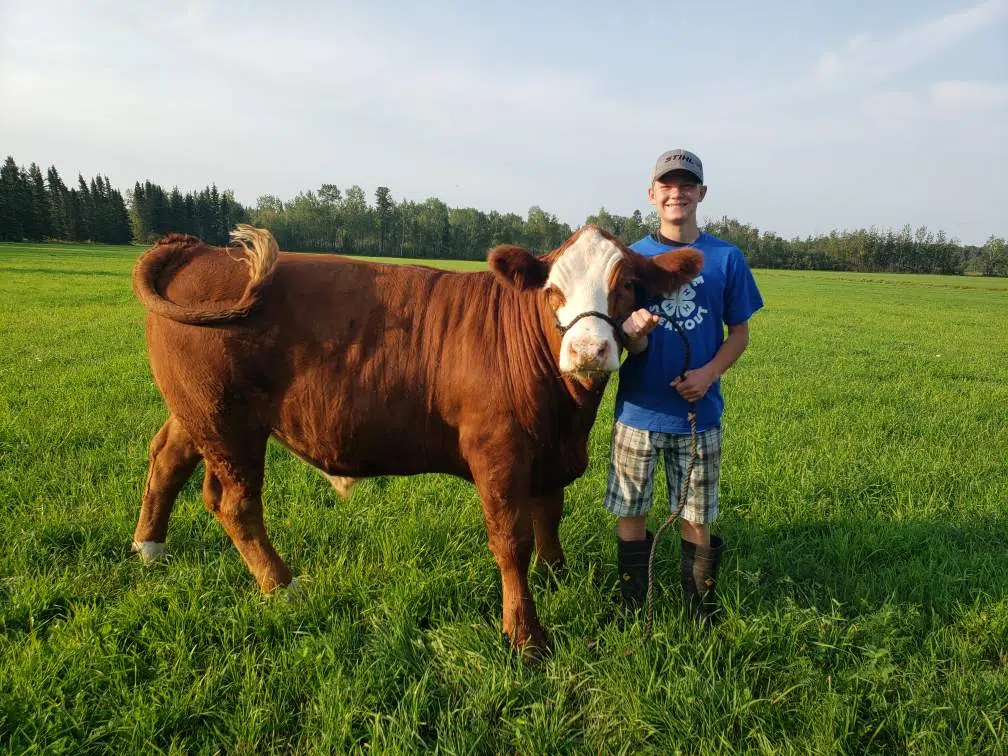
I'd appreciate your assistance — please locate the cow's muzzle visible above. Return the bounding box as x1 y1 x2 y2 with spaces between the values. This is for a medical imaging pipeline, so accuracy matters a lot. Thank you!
554 310 630 350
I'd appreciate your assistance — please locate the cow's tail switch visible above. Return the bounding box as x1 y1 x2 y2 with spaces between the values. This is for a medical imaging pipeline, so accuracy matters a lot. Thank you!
132 224 279 325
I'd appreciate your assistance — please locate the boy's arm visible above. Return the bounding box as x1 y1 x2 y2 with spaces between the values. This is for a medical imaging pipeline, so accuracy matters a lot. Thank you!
706 321 750 379
670 321 750 402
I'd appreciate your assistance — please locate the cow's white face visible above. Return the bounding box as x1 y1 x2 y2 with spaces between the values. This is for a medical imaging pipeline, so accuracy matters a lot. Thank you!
487 224 703 390
545 228 627 376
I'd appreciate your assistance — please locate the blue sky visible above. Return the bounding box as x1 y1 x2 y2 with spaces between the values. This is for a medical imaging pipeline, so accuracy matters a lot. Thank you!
2 0 1005 245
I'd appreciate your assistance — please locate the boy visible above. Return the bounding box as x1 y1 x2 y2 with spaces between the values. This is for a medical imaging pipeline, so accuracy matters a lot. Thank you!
607 148 763 626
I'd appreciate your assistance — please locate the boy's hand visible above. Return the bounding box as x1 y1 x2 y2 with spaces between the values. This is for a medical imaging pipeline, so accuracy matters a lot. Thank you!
671 366 716 403
622 309 661 353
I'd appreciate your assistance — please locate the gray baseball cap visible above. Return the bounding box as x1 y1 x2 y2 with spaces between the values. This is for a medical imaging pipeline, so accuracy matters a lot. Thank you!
652 148 703 184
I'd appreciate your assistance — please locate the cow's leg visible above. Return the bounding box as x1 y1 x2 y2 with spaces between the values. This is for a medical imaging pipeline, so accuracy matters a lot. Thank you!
484 501 546 662
203 441 293 594
462 428 548 662
132 415 201 563
530 489 565 578
469 475 546 661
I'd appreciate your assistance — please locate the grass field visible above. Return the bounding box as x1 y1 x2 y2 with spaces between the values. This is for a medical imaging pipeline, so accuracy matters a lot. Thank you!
1 241 1006 754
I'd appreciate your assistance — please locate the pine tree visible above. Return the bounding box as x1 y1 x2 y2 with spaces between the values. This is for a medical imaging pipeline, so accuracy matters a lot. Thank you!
209 183 222 244
184 194 197 236
195 188 211 240
66 189 84 242
46 167 70 240
146 181 169 237
109 185 132 243
169 187 185 234
25 163 51 240
375 186 394 255
90 176 108 241
75 174 92 240
0 156 26 241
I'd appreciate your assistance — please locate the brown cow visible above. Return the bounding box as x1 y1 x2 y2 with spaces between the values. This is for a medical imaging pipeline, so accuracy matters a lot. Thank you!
131 224 702 661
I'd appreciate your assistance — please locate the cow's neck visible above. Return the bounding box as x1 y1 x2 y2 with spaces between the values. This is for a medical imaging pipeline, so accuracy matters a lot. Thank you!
472 280 608 447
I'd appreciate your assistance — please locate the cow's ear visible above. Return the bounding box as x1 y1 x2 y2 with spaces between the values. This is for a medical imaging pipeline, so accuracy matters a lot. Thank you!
488 244 550 290
632 247 704 296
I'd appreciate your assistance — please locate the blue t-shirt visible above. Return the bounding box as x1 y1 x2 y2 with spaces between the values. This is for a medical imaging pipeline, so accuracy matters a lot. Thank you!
615 232 764 434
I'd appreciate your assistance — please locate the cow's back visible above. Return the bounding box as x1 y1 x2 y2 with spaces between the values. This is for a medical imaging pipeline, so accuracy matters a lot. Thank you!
145 249 514 480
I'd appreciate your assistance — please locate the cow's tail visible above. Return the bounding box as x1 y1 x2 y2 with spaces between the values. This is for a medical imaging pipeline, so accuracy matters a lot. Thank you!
132 224 279 325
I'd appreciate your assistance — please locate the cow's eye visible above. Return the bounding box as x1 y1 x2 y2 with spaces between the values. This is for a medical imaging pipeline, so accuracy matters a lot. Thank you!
546 287 565 310
622 280 634 291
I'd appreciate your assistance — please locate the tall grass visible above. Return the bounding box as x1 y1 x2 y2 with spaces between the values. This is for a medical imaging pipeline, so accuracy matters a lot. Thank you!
1 242 1006 754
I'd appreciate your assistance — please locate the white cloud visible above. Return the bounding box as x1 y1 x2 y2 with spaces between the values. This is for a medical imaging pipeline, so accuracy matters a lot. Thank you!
813 0 1008 90
844 80 1008 135
858 90 927 131
930 80 1008 115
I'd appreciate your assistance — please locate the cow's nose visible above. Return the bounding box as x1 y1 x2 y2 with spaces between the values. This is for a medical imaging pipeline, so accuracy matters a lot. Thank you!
569 339 610 366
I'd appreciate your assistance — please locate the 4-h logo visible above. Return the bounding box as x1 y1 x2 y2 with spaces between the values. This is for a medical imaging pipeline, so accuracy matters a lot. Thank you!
660 282 698 319
653 276 708 331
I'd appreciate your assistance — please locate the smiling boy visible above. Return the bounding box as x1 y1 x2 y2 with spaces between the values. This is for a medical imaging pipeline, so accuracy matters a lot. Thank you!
607 148 763 626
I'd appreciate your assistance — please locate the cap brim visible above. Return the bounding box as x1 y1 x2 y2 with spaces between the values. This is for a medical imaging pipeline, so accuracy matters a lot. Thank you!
653 168 703 184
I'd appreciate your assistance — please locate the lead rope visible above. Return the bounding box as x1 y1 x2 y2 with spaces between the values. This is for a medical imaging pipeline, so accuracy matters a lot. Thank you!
642 316 697 641
556 307 698 643
643 406 697 640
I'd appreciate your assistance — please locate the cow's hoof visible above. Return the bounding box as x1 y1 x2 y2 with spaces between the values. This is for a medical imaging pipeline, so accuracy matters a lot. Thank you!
268 576 304 603
505 632 552 666
520 639 553 666
131 541 167 564
323 474 359 499
501 631 552 666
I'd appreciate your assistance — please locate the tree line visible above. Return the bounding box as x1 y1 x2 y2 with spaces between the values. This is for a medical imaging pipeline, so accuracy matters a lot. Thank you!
251 185 575 259
701 217 1008 277
0 157 132 244
1 154 1005 275
130 180 249 247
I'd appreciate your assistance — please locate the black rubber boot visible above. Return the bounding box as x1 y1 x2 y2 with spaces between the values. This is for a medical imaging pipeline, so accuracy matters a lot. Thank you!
680 535 725 629
616 531 654 608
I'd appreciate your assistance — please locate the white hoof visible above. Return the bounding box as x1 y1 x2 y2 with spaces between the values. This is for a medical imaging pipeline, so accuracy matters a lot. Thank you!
131 540 167 564
269 576 304 602
324 474 359 499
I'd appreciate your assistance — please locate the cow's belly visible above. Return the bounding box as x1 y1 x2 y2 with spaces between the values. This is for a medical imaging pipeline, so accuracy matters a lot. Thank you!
274 427 469 479
271 364 469 480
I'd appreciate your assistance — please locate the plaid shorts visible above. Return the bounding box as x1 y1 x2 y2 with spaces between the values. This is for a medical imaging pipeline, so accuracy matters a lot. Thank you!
603 420 722 524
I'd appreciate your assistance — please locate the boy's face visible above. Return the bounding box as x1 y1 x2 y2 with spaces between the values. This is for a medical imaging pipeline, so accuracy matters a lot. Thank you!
649 171 707 225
